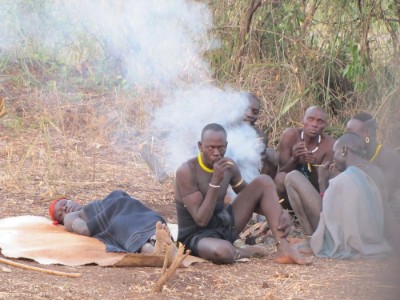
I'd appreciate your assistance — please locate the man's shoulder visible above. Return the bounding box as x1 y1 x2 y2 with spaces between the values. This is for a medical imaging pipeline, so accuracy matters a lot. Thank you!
280 128 299 140
321 133 336 145
381 145 400 159
377 146 400 171
176 158 197 176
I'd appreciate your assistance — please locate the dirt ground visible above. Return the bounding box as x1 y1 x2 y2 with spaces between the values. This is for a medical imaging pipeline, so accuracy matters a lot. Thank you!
0 98 399 300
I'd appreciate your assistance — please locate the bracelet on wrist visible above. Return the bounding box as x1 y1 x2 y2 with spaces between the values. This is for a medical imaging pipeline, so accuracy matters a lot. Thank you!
209 183 220 188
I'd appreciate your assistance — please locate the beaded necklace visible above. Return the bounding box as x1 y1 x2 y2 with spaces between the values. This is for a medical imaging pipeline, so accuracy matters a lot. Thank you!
369 144 382 162
197 153 213 173
301 130 321 153
301 130 321 173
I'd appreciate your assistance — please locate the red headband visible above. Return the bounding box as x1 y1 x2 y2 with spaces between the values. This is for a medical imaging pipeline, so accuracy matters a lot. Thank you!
49 197 67 225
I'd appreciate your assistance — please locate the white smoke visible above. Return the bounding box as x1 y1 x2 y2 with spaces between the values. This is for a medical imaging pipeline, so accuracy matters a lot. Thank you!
0 0 213 90
0 0 264 182
153 84 263 182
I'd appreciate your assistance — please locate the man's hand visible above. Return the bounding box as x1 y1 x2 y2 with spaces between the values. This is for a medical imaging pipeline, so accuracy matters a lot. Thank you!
64 210 82 232
304 151 316 164
277 209 291 238
211 157 236 185
318 161 330 183
291 141 306 161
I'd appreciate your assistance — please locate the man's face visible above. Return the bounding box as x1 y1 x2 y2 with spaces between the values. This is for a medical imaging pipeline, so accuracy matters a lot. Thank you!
243 97 260 126
346 119 365 138
303 108 326 137
198 130 227 166
53 199 82 224
333 141 346 172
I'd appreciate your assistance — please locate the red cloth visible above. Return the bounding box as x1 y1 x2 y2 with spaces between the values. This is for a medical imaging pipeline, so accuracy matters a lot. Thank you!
48 197 67 225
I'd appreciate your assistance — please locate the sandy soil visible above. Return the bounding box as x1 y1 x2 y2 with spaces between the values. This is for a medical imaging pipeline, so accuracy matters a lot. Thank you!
0 99 399 300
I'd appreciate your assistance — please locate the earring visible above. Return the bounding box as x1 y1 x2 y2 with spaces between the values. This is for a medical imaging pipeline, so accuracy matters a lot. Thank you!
342 146 347 156
365 136 370 144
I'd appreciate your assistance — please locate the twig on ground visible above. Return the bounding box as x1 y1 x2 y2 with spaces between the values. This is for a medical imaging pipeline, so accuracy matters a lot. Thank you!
161 243 170 274
152 243 190 293
0 257 81 278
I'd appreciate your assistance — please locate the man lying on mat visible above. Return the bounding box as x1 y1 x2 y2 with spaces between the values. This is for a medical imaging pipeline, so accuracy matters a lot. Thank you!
49 190 177 256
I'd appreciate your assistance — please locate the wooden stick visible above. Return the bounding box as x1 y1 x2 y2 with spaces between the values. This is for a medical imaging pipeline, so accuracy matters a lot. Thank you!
0 257 81 278
161 243 170 275
312 163 334 167
152 243 190 293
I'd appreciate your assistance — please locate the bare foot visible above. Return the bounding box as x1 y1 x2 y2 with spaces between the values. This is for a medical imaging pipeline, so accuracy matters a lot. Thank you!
153 221 178 260
238 245 269 259
292 239 313 256
274 240 312 265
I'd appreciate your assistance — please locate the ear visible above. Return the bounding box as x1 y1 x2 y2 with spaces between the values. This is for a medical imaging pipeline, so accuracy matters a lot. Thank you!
342 146 348 157
197 141 202 152
362 119 376 137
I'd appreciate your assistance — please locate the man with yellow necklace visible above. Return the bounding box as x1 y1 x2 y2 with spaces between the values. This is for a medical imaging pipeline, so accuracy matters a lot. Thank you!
174 123 311 265
346 112 400 228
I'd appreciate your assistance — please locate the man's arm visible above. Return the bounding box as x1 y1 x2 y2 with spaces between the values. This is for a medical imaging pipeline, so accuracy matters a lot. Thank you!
64 211 90 236
278 129 305 173
176 163 218 227
317 161 331 193
176 158 235 227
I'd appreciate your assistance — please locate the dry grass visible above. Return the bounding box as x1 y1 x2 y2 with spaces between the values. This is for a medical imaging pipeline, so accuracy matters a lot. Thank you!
1 93 399 300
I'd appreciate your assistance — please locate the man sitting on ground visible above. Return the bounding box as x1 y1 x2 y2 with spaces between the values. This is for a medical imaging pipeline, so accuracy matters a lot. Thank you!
174 123 310 265
243 93 278 178
274 106 335 208
346 112 400 225
49 190 177 256
286 133 393 258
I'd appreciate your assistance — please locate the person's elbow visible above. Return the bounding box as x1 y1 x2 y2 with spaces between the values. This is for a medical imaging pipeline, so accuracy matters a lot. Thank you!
193 215 211 227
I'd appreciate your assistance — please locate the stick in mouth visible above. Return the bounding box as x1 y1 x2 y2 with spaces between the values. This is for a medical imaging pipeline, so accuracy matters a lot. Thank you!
312 163 334 167
226 162 234 165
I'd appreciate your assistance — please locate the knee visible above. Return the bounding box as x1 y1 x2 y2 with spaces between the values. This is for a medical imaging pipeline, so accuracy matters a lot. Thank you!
274 172 287 193
254 174 275 189
284 170 303 189
211 245 236 264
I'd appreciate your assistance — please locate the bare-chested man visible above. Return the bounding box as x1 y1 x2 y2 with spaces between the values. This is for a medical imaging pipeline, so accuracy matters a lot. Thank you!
346 112 400 226
243 93 278 178
174 123 310 265
286 133 393 258
274 106 335 208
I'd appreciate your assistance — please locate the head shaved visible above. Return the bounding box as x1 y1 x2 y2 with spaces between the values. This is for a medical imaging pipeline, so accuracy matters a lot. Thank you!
336 132 366 157
351 112 377 138
304 106 326 118
201 123 226 140
304 106 327 121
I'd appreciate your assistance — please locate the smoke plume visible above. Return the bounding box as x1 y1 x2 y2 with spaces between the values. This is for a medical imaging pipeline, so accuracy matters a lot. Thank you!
0 0 264 181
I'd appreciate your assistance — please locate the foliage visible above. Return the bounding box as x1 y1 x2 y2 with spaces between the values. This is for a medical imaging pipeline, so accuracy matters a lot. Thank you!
0 0 399 148
205 0 400 147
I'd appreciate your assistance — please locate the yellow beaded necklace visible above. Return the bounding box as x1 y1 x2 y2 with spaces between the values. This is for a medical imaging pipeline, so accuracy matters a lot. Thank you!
197 153 213 173
369 144 382 162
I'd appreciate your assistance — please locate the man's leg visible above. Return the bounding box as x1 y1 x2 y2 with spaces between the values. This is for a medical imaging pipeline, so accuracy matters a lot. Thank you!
274 172 287 195
196 237 269 264
274 172 292 210
196 238 237 264
285 170 321 235
232 175 311 264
